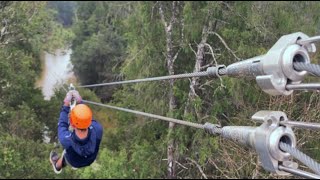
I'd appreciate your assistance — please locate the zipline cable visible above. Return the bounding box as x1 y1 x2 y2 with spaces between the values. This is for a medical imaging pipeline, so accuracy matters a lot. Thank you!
82 100 320 179
78 71 210 88
76 62 320 89
82 98 320 179
279 166 320 179
293 62 320 77
77 66 226 88
82 99 207 129
280 142 320 175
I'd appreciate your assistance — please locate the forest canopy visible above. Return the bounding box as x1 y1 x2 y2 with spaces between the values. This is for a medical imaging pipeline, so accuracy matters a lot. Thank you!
1 1 320 179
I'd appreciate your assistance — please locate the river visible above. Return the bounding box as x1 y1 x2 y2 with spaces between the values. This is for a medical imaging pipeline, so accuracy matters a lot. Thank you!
36 49 76 100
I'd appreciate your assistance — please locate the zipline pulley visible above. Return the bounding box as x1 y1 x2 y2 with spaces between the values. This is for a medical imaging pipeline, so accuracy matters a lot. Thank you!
68 83 77 110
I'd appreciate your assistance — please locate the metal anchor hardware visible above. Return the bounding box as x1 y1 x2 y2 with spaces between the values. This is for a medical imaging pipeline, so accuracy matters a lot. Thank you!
224 32 320 95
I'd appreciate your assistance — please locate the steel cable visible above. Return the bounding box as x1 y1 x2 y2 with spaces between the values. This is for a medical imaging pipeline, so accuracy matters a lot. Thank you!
293 62 320 77
279 142 320 175
78 71 210 88
82 100 205 129
77 67 227 88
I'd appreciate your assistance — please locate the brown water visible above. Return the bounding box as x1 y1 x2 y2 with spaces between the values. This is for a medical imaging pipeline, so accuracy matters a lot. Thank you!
36 49 76 100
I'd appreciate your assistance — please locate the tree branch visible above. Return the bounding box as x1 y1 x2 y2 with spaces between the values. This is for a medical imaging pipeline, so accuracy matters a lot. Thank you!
204 43 225 88
208 32 240 61
187 78 199 98
176 160 188 170
151 1 159 19
200 62 214 70
186 157 208 179
204 43 218 66
189 43 197 56
208 158 231 179
28 8 38 22
170 1 178 25
158 2 168 28
172 47 181 64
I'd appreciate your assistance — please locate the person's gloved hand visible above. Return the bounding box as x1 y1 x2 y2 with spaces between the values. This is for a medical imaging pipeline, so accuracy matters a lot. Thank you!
72 90 82 103
64 90 73 105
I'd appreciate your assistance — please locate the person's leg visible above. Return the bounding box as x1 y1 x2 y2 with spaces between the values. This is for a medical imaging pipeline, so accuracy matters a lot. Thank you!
60 150 77 170
55 157 64 170
50 151 62 174
50 150 67 174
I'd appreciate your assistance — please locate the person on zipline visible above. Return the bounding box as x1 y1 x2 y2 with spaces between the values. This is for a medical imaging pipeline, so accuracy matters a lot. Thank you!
49 90 103 174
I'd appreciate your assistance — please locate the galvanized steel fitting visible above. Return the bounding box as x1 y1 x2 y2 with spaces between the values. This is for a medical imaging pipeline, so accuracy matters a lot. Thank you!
226 32 317 96
214 111 298 175
252 111 298 175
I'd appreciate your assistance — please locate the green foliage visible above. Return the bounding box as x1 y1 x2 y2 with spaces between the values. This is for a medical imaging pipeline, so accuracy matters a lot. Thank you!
76 148 131 178
3 1 320 179
72 31 125 85
0 1 73 140
71 1 128 101
3 103 44 140
0 2 78 178
47 1 77 27
76 140 164 178
0 134 78 178
106 1 320 179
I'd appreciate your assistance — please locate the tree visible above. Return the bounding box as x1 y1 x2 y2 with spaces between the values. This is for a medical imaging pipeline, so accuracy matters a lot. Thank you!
71 1 127 102
0 2 77 178
47 1 77 27
67 1 320 179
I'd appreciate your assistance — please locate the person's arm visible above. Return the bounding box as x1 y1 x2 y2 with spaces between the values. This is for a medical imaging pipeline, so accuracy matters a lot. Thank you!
58 90 83 147
58 91 75 148
57 105 72 148
92 120 103 140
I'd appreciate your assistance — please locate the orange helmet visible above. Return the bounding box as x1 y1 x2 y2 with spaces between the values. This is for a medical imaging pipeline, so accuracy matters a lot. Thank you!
70 104 92 129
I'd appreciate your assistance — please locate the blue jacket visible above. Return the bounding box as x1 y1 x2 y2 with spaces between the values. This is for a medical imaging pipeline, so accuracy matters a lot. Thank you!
58 105 103 168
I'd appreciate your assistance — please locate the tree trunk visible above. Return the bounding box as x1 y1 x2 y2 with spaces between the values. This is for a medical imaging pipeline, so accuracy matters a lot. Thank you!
159 1 182 178
166 18 177 179
184 20 215 119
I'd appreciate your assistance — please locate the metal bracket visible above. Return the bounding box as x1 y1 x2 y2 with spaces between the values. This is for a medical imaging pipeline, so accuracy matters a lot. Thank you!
252 111 298 175
226 32 319 96
204 110 320 178
214 111 298 175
